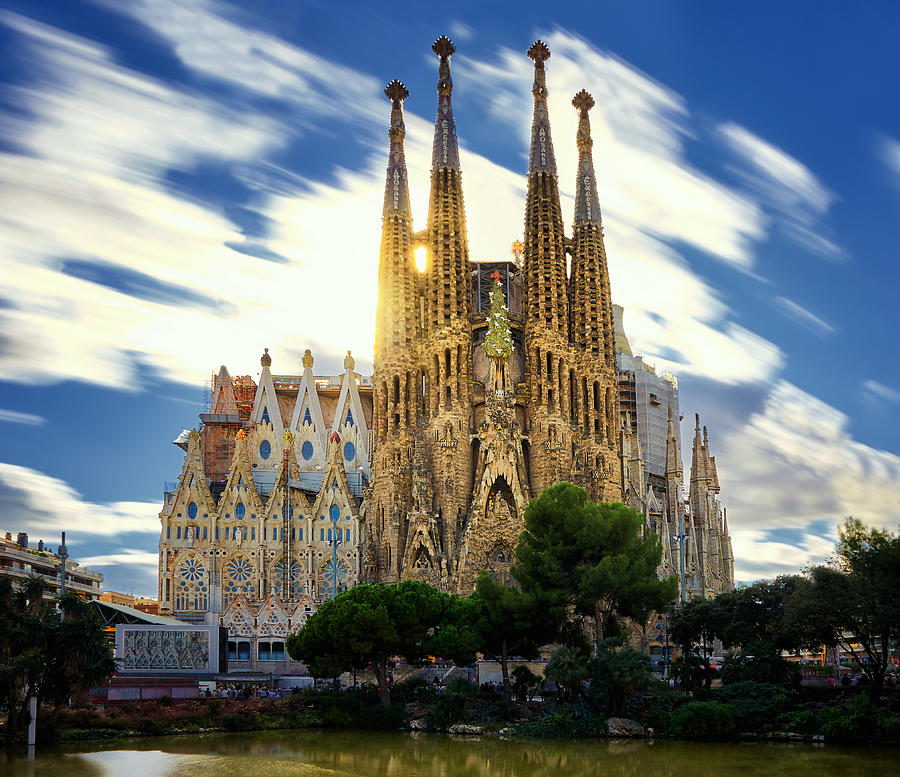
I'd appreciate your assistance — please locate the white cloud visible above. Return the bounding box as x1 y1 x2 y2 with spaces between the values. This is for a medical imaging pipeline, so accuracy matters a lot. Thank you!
862 379 900 404
449 21 475 41
0 409 45 426
879 135 900 176
719 122 845 261
0 461 161 537
720 380 900 578
79 549 159 568
458 33 766 271
773 296 836 338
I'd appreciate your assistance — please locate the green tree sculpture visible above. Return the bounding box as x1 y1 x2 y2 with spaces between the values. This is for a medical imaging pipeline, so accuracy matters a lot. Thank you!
483 275 512 365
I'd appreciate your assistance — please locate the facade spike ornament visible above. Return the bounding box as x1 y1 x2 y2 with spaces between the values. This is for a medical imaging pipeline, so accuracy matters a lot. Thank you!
527 40 557 175
301 349 314 368
430 35 460 172
383 80 411 217
260 347 272 368
343 350 355 370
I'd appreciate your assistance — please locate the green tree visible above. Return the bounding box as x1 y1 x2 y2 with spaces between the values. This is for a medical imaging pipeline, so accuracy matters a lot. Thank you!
287 580 478 706
588 637 653 716
671 577 813 688
512 482 677 646
473 571 555 701
806 518 900 701
545 645 590 702
0 576 115 743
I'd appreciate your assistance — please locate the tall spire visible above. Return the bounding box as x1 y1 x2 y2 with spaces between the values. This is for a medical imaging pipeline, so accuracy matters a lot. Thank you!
375 79 416 357
523 40 568 341
431 35 460 172
569 88 615 366
572 89 601 225
383 80 411 217
425 35 471 332
527 40 557 175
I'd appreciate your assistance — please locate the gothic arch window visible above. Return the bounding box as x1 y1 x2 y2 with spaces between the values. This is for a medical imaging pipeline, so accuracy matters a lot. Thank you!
223 554 255 607
174 552 208 612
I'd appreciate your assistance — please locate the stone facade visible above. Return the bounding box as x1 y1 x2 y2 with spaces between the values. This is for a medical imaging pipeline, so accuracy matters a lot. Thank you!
367 39 624 595
158 37 734 631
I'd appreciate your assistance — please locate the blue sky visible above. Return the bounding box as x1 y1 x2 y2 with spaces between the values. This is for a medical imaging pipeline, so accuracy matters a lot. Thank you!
0 0 897 596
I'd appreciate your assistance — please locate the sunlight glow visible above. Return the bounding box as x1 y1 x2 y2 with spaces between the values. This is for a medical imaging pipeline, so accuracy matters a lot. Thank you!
415 246 427 273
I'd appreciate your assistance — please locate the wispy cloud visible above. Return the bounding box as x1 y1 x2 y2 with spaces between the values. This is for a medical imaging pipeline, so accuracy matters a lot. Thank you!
773 296 836 337
718 122 845 261
862 379 900 404
0 408 46 426
879 135 900 181
0 461 160 537
449 21 475 41
721 380 900 579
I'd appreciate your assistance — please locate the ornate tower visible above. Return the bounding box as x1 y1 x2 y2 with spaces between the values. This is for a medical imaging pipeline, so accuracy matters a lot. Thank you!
370 80 418 582
569 89 622 501
522 41 574 494
417 36 474 584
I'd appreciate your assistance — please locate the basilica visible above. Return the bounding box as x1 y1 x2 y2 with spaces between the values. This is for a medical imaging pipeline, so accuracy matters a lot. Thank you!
157 38 734 633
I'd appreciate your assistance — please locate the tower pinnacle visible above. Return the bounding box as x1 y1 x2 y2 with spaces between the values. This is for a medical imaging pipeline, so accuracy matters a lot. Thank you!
383 80 411 216
572 89 601 226
431 35 460 172
527 40 557 175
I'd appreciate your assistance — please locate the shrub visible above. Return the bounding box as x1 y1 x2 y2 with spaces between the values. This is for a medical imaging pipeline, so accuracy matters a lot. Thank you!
220 711 258 732
774 708 823 736
135 718 170 737
715 681 790 730
514 710 604 739
668 701 737 740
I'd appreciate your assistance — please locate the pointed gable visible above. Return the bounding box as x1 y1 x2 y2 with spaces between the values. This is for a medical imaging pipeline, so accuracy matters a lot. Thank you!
251 348 284 437
330 351 370 476
163 429 216 520
289 349 328 466
219 432 266 522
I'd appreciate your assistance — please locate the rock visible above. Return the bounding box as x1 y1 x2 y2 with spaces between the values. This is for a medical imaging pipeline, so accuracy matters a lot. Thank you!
409 717 428 731
812 735 825 743
605 717 645 738
448 724 485 735
498 727 516 738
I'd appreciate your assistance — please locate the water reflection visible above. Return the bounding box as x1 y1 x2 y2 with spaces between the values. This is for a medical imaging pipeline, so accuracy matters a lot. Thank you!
1 731 895 777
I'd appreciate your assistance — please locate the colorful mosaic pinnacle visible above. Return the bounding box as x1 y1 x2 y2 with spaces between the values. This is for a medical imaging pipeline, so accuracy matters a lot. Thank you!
527 39 551 65
384 79 408 105
432 34 454 59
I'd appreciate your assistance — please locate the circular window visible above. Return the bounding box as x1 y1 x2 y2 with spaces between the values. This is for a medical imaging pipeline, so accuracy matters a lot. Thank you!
301 440 314 460
330 504 340 521
259 440 271 459
343 441 356 461
188 502 198 520
235 503 245 520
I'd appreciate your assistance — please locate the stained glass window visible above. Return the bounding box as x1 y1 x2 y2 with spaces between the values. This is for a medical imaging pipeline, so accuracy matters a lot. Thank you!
259 440 271 459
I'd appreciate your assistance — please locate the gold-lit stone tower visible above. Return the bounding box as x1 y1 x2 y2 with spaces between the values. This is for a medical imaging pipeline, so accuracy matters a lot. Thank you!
369 39 625 593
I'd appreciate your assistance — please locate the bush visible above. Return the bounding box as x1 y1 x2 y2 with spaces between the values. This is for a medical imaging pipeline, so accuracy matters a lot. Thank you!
668 701 737 740
715 681 790 730
220 711 258 732
820 694 900 745
774 708 823 736
135 718 170 737
514 709 605 739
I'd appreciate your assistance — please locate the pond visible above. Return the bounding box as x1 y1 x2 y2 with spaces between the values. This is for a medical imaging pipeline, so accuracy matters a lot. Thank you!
1 730 893 777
